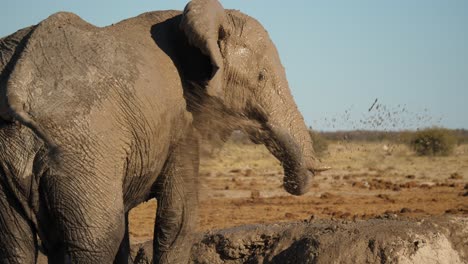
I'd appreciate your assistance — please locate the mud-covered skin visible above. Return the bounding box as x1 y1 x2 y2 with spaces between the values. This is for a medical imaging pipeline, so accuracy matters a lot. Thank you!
0 0 324 263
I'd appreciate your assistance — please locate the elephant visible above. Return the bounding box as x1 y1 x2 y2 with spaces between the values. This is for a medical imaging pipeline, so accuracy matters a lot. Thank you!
0 0 328 263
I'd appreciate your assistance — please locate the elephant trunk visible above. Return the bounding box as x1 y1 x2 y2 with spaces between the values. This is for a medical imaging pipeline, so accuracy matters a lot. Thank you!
268 119 320 195
257 86 328 196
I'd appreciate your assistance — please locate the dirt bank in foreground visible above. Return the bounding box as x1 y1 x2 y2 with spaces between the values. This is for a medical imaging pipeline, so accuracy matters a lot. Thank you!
129 216 467 264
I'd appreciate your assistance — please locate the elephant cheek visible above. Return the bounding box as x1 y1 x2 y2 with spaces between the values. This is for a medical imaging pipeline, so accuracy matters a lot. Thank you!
283 168 314 196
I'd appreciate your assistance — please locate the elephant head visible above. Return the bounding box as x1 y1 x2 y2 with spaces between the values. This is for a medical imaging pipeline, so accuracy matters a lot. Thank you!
178 0 329 195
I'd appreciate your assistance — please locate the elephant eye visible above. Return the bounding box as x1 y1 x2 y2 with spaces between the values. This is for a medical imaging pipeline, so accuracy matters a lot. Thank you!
258 69 267 81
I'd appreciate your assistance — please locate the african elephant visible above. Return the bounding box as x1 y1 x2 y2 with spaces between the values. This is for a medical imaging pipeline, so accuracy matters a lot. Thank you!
0 0 327 263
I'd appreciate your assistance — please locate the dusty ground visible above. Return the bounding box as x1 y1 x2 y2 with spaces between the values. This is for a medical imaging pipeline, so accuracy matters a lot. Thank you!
128 141 468 243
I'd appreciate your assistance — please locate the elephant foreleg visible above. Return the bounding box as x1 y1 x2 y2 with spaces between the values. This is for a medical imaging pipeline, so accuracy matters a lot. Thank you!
153 134 199 264
114 213 131 264
0 182 37 264
42 168 126 264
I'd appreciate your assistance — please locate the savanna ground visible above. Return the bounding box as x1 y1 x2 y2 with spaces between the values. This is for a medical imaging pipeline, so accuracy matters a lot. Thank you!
128 139 468 244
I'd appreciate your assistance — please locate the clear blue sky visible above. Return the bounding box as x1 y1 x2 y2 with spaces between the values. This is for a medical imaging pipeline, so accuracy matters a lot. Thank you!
2 0 467 131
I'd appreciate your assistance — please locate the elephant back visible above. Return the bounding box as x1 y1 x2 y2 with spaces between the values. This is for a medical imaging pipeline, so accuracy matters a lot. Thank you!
4 12 140 131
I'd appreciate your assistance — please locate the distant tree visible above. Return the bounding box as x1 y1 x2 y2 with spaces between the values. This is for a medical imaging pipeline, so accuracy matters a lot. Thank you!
408 127 456 156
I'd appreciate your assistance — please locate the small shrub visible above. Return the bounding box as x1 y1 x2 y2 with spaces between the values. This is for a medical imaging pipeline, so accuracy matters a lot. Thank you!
309 130 329 157
408 127 456 156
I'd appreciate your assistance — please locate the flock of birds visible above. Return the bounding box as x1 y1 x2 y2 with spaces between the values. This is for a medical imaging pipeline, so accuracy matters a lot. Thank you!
315 98 442 131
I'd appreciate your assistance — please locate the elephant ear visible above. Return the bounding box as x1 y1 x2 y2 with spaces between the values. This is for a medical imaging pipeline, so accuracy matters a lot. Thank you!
180 0 225 98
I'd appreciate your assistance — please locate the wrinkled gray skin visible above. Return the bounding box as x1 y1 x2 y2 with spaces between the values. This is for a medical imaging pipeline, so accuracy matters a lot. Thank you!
0 0 326 263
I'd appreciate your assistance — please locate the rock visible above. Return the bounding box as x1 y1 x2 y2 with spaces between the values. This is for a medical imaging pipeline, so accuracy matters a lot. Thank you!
244 168 254 177
449 173 463 180
284 212 297 218
352 181 369 189
320 192 336 199
400 181 418 188
400 208 412 213
250 190 260 199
